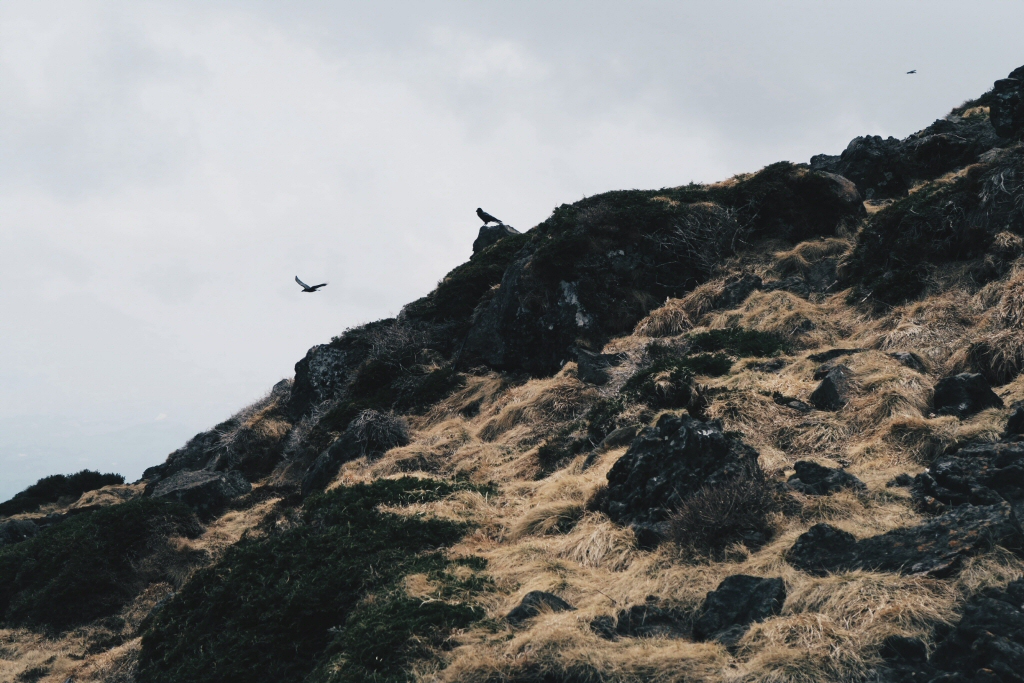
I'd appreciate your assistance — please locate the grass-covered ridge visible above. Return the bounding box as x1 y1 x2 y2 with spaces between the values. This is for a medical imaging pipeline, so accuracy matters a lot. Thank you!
0 469 125 517
137 478 489 683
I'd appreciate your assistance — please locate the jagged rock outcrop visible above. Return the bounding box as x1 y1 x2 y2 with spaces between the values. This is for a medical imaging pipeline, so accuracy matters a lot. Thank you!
786 502 1022 577
809 365 853 411
932 373 1004 418
289 344 363 418
991 65 1024 138
691 575 786 647
1007 402 1024 437
301 410 410 496
506 591 574 625
601 414 761 539
473 224 520 254
787 461 865 496
147 470 251 517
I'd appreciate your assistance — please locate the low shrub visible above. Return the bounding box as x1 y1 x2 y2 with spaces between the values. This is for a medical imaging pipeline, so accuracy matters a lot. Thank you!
0 500 202 631
346 409 411 458
623 359 696 409
137 478 488 683
669 477 780 558
0 470 125 517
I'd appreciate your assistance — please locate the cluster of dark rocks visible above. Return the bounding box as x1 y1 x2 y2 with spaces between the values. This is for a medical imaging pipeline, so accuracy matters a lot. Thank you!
507 574 786 649
598 413 761 543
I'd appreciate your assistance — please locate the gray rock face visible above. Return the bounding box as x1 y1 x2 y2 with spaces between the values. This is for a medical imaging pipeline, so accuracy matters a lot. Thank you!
506 591 574 625
0 519 38 547
149 470 251 516
991 66 1024 138
807 348 864 364
809 365 853 411
786 502 1022 578
933 373 1004 418
289 344 360 418
301 410 411 496
787 461 865 496
602 414 761 533
692 575 786 647
473 224 520 254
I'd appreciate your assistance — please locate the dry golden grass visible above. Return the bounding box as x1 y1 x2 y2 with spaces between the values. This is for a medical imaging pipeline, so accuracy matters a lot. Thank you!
11 237 1024 683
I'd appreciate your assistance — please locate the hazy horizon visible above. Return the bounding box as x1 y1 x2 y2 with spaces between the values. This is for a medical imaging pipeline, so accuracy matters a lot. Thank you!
3 0 1023 500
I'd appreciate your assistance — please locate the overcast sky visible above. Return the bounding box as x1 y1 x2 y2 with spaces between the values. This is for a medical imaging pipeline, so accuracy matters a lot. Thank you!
2 0 1022 500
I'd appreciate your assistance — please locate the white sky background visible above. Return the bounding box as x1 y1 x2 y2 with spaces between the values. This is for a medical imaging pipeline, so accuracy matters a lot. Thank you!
1 0 1022 499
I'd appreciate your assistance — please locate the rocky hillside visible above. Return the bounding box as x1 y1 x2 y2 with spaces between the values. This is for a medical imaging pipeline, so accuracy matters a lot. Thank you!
3 65 1024 683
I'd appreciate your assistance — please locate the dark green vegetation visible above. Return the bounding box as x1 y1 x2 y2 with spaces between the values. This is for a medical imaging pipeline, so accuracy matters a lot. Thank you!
669 477 781 558
688 328 791 357
0 500 202 631
847 147 1024 305
536 398 639 475
0 469 125 517
137 478 488 683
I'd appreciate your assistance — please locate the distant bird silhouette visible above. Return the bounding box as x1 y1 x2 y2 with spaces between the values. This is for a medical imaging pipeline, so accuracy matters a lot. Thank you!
295 276 327 292
476 208 503 225
906 70 917 74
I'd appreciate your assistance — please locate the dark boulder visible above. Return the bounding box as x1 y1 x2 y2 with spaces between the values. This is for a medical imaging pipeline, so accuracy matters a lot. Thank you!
807 348 865 364
692 575 786 647
141 422 232 484
786 503 1022 577
602 414 761 535
473 224 521 254
787 461 866 496
929 577 1024 682
912 440 1024 513
809 365 853 411
288 344 362 418
991 66 1024 138
0 518 38 547
890 351 927 374
506 591 574 625
573 348 624 386
933 373 1004 418
886 473 914 488
147 470 251 517
1007 402 1024 437
811 135 907 200
589 615 618 640
614 599 688 638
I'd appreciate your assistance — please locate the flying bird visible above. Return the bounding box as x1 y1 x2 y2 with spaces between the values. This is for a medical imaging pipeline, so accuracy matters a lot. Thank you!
295 276 327 292
906 70 917 74
476 208 503 225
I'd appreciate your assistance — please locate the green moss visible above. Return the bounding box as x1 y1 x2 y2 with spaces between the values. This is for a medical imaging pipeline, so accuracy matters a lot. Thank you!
0 470 125 517
137 478 489 683
622 358 695 409
0 500 201 631
688 329 790 357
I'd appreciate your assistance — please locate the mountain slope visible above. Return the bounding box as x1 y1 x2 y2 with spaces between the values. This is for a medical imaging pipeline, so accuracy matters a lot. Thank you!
2 65 1024 683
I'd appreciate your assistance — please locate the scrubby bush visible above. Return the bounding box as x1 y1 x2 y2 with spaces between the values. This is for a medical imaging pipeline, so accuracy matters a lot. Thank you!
0 470 125 517
669 477 780 558
347 409 411 458
0 500 202 631
137 478 488 683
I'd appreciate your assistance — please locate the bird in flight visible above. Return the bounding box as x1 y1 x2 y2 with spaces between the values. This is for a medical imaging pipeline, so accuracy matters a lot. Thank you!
477 208 503 225
906 69 917 74
295 276 327 292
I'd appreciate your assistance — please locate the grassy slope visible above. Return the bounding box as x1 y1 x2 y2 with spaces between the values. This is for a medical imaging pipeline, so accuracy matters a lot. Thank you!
3 119 1024 683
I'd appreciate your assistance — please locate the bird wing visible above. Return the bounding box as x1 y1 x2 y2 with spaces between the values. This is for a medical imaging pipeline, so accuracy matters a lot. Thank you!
907 70 916 74
295 276 310 289
312 283 328 290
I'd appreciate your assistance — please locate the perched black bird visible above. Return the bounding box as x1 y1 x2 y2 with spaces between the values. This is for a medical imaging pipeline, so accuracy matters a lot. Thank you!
476 208 503 225
906 70 917 74
295 276 327 292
